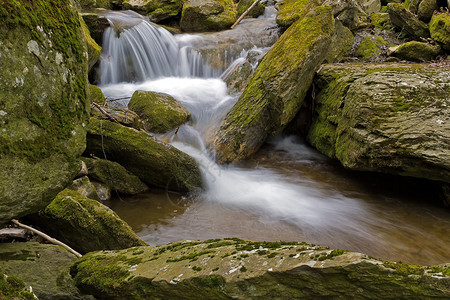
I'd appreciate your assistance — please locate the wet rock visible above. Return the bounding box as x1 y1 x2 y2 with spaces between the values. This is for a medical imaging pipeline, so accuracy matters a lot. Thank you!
80 17 101 71
391 41 441 61
85 118 203 192
306 63 450 183
430 12 450 51
214 7 336 163
222 59 254 94
128 90 191 133
180 0 237 32
122 0 183 23
0 1 90 225
92 182 111 201
82 157 149 195
68 176 101 201
417 0 438 23
77 0 112 9
387 3 430 40
27 189 147 254
70 238 450 299
0 242 94 299
91 104 144 130
355 35 387 61
236 0 266 18
81 12 110 46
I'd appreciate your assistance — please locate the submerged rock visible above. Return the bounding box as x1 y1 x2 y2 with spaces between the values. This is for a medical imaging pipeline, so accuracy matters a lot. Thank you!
70 238 450 299
306 63 450 183
85 118 203 192
430 12 450 51
82 157 149 195
128 90 191 133
27 189 147 254
0 0 90 225
180 0 237 32
122 0 183 23
214 6 336 163
0 242 94 299
391 41 441 61
387 3 430 40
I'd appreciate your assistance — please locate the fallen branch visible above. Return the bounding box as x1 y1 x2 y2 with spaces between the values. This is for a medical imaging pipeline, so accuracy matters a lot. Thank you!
11 219 82 258
91 102 121 124
231 0 261 29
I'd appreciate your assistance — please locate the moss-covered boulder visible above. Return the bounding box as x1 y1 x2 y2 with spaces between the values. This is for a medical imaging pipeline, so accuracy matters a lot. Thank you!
81 12 110 46
128 90 191 133
0 269 35 300
80 17 101 71
306 63 450 183
370 12 391 30
275 0 321 28
122 0 183 23
0 242 94 299
27 189 147 254
180 0 238 32
68 176 101 201
236 0 265 18
355 35 387 61
387 3 430 40
0 1 90 225
405 0 421 14
430 12 450 51
70 239 450 299
85 118 203 192
417 0 438 22
88 84 106 104
391 41 441 61
213 6 336 163
82 157 149 194
222 59 254 94
77 0 112 10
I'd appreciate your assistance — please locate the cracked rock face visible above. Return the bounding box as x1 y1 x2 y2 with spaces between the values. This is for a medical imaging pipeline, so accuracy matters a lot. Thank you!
70 238 450 299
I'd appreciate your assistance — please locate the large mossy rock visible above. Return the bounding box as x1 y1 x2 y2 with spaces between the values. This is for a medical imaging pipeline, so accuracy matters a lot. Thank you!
391 41 441 61
306 63 450 183
275 0 321 28
28 189 147 254
82 157 149 194
355 35 387 61
128 90 191 133
81 12 110 46
85 118 203 192
123 0 183 23
180 0 238 32
80 17 101 71
68 176 101 201
0 242 94 299
417 0 438 22
70 239 450 299
387 3 430 40
430 12 450 51
0 269 35 299
236 0 265 18
0 1 90 225
77 0 112 10
213 6 336 163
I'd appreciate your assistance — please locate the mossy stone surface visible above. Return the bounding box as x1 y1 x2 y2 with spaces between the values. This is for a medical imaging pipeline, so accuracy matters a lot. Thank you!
77 0 112 9
128 90 190 133
80 17 101 71
85 118 203 192
123 0 183 23
180 0 238 32
0 0 90 225
430 12 450 51
90 104 144 130
0 269 35 300
387 3 430 40
28 189 147 254
306 63 450 183
88 84 106 104
355 35 387 61
370 12 392 30
70 239 450 299
392 41 441 61
236 0 265 18
214 6 335 163
68 176 101 201
275 0 321 28
82 157 149 194
0 242 94 299
417 0 438 22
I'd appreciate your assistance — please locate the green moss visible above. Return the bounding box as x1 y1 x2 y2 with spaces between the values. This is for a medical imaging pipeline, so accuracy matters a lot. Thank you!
371 13 391 30
236 0 265 18
382 261 425 276
0 271 35 300
392 41 441 62
180 0 238 32
355 35 387 61
430 12 450 51
275 0 320 27
167 250 213 262
315 249 345 261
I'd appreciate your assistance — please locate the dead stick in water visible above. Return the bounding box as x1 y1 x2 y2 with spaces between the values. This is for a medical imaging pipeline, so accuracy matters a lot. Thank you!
231 0 261 29
11 219 82 258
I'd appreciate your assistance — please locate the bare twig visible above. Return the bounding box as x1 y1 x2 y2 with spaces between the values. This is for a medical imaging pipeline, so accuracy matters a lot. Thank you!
231 0 261 29
11 219 82 258
91 102 120 124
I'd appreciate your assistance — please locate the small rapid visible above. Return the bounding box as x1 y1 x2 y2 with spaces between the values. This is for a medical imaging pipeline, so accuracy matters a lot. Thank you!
98 10 450 265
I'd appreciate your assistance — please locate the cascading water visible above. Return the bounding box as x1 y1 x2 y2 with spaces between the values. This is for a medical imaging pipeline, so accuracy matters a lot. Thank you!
99 11 218 84
99 9 450 265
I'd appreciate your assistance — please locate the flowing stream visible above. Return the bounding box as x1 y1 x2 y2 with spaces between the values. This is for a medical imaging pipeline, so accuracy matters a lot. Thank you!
98 10 450 266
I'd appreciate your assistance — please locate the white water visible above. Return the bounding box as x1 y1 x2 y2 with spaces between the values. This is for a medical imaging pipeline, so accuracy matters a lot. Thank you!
99 10 450 265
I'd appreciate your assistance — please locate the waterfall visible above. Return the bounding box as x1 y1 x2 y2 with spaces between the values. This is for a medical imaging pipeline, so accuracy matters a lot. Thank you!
99 11 216 84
